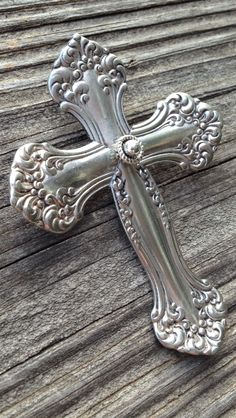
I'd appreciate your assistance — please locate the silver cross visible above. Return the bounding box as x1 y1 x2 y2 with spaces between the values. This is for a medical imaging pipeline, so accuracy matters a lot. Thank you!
10 34 226 355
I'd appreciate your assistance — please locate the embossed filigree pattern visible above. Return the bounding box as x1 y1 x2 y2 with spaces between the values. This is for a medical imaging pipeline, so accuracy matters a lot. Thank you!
50 34 126 103
154 286 226 355
112 167 140 246
48 33 129 143
10 142 112 233
138 166 170 229
133 92 223 170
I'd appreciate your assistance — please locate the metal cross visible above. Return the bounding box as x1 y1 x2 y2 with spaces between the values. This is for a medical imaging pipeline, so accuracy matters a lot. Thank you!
10 34 226 355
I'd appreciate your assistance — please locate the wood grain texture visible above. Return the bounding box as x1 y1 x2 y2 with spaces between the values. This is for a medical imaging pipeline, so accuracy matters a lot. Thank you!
0 0 236 417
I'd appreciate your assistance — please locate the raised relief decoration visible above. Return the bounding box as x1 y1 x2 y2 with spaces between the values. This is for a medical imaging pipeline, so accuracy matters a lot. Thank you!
10 34 226 355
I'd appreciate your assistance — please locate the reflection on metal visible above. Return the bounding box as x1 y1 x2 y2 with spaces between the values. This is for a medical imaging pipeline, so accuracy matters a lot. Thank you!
10 34 226 355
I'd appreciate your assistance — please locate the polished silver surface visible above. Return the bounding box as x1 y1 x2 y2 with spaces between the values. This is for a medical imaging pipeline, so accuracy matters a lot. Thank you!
10 34 226 355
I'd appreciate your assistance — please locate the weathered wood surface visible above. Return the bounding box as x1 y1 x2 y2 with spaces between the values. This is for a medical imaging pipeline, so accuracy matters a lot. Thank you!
0 0 236 417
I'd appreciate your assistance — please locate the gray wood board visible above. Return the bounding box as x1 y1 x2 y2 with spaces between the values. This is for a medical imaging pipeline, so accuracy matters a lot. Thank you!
0 1 235 417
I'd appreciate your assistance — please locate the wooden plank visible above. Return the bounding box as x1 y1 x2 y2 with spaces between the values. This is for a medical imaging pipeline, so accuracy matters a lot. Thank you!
0 1 235 417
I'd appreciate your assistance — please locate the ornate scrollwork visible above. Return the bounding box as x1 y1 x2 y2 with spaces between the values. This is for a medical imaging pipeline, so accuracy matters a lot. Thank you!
138 166 170 229
154 286 226 355
112 167 141 246
50 34 125 102
48 34 129 143
132 92 223 170
170 93 222 169
10 142 111 233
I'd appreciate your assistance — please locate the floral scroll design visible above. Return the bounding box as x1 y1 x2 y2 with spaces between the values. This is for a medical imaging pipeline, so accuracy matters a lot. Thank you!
112 167 141 246
48 33 128 143
133 92 223 171
170 93 222 169
153 286 226 355
49 33 126 103
10 142 107 233
138 166 170 229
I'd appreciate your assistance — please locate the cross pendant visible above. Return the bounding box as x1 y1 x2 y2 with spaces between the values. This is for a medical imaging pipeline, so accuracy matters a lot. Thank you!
10 34 226 355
